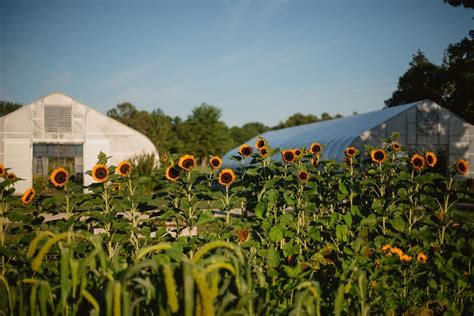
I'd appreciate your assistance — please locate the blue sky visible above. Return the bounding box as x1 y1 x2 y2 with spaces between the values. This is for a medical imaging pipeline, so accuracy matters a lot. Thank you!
1 0 472 126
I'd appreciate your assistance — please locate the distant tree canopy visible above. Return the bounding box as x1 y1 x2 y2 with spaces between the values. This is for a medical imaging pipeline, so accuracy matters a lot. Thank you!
385 36 474 124
274 112 343 129
230 122 270 146
443 0 474 8
0 101 22 117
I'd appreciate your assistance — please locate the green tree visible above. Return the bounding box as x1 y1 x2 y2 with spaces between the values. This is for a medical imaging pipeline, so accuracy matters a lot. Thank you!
230 122 269 146
443 0 474 9
179 103 234 165
0 101 22 117
385 50 445 107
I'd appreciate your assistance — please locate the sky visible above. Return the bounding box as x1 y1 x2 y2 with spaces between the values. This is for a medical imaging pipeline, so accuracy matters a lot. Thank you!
0 0 472 127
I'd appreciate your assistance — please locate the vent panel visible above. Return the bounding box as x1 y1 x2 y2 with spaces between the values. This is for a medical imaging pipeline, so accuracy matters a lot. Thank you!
44 105 72 133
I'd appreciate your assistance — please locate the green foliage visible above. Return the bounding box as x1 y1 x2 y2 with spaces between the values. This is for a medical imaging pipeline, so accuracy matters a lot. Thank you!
0 101 22 117
2 135 472 315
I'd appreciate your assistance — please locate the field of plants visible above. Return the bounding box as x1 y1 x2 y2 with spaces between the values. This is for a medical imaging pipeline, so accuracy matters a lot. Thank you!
0 133 472 315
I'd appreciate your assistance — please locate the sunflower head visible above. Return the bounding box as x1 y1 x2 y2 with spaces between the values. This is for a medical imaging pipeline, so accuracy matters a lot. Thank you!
255 138 267 150
237 229 250 243
411 154 425 171
92 164 109 183
165 166 180 182
345 147 357 158
297 170 309 182
310 156 320 167
209 156 223 169
281 149 296 163
218 169 236 187
391 142 401 152
425 152 437 168
116 160 132 176
454 159 469 175
259 147 269 158
309 143 322 155
7 172 16 181
400 254 413 262
239 144 253 158
0 163 5 177
382 244 392 255
50 167 68 188
21 188 36 205
178 154 196 171
370 149 387 164
417 252 428 263
160 154 168 163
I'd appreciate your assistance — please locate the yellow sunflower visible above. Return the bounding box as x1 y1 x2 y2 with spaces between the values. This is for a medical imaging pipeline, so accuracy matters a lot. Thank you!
411 154 425 171
237 229 250 243
218 169 236 187
0 163 5 177
425 152 437 168
294 148 302 158
165 166 180 182
310 156 320 167
209 156 223 169
391 142 401 152
370 149 387 164
21 188 36 205
400 254 412 262
454 159 469 175
7 172 16 181
281 149 296 163
345 147 357 157
417 252 428 263
116 160 132 176
239 144 253 158
178 154 196 171
160 154 168 162
309 142 322 155
297 170 309 182
259 147 269 158
50 167 68 188
255 138 267 150
91 164 109 183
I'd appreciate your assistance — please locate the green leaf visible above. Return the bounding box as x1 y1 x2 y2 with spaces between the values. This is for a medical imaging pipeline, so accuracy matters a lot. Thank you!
343 213 352 227
338 182 348 195
267 248 280 267
197 210 215 225
336 225 349 242
390 217 406 233
269 227 284 242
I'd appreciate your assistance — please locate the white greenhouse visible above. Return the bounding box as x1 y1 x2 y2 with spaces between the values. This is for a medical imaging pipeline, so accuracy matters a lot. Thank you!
224 99 473 178
0 92 159 193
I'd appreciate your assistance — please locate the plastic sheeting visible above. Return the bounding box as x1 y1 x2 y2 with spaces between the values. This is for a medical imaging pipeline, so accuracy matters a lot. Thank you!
223 102 419 167
0 93 159 193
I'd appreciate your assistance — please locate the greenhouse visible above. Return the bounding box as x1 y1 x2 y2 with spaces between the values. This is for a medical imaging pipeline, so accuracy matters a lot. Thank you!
0 92 159 193
224 99 473 178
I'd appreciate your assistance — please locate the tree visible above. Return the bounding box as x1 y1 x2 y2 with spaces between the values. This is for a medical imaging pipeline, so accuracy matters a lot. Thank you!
106 102 138 123
0 101 22 117
385 50 445 108
443 0 474 9
179 103 234 165
230 122 269 146
275 113 319 129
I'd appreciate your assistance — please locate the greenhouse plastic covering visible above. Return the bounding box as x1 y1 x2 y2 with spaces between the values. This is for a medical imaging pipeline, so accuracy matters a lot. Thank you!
223 102 418 168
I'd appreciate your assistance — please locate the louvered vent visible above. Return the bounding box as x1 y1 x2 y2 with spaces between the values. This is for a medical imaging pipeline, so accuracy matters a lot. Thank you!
44 105 72 133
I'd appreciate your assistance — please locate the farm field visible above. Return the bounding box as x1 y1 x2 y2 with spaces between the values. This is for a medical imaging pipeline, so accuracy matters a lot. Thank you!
0 134 472 315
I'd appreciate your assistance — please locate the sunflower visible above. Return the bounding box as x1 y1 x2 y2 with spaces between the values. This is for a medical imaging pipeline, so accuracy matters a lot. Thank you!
281 149 296 163
0 163 5 177
160 154 168 162
259 147 269 158
239 144 253 158
417 252 428 263
391 142 401 152
209 156 223 169
237 229 250 243
294 148 302 158
411 154 425 171
178 154 196 171
116 160 132 176
345 147 357 158
382 245 392 255
218 169 236 187
390 247 403 257
7 172 16 181
370 149 387 164
454 159 469 175
255 138 267 150
112 182 122 191
21 188 36 205
50 167 68 188
91 164 109 183
297 170 309 182
165 166 180 182
425 152 437 168
309 142 322 155
310 156 320 167
399 254 412 262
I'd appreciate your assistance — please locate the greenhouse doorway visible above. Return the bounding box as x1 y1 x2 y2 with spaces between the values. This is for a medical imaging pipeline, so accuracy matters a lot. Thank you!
32 143 84 187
